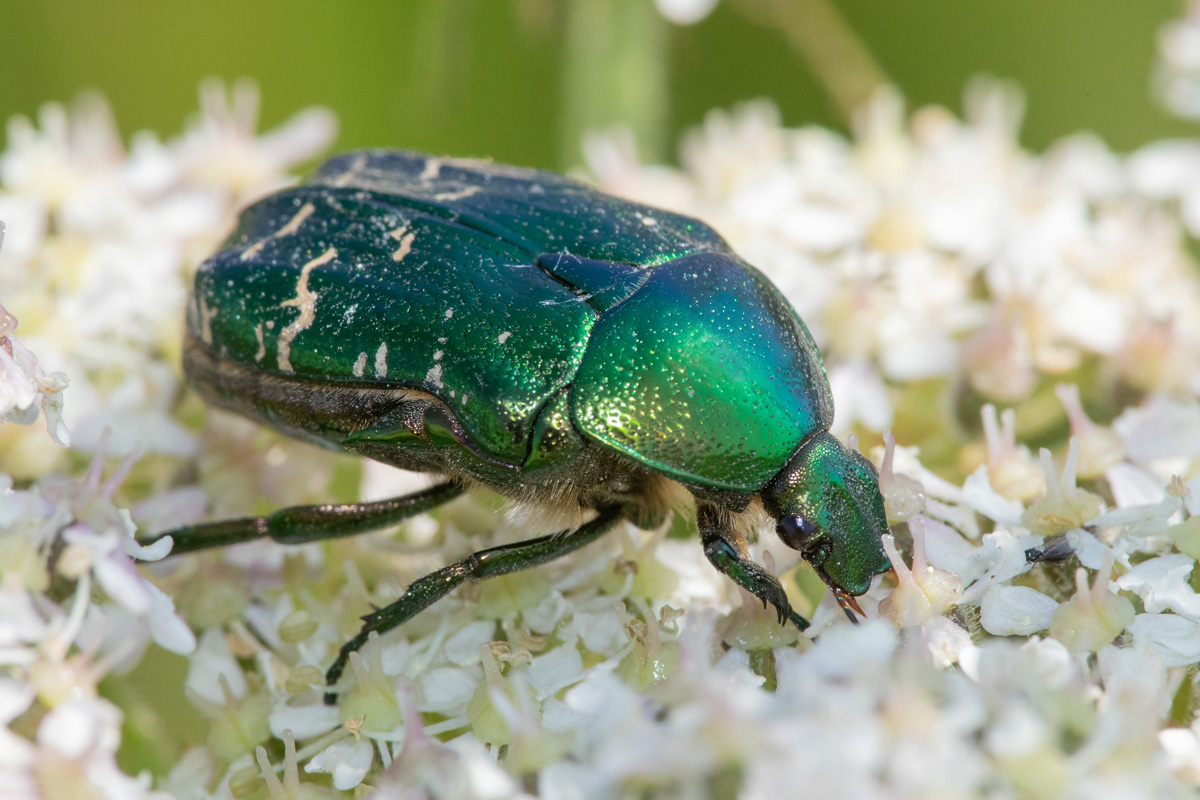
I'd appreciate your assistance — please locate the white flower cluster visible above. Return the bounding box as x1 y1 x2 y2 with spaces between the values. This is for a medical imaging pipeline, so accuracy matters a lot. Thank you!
1157 0 1200 120
0 80 336 473
7 56 1200 800
0 83 339 799
574 80 1200 795
0 444 190 800
0 287 68 448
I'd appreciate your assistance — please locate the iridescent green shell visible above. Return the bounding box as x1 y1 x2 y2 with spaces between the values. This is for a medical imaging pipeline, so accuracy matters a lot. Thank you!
188 150 833 492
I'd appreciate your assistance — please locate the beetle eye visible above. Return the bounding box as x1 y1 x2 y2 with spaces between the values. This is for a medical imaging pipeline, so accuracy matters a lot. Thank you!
776 515 822 553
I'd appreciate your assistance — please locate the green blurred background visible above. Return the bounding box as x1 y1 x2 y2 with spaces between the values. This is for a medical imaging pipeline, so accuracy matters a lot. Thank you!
2 0 1196 171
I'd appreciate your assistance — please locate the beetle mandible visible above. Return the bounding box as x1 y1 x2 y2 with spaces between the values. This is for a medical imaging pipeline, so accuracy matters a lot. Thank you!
142 150 891 701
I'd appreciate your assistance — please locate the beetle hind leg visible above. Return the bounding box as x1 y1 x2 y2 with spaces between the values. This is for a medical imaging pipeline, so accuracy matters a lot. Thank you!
698 503 809 632
138 480 465 555
324 505 624 704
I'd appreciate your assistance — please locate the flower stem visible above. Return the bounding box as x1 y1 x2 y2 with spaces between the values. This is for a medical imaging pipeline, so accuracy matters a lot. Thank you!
560 0 669 166
736 0 889 124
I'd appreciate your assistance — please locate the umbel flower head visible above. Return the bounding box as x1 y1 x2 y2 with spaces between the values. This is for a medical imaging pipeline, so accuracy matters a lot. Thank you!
7 24 1200 797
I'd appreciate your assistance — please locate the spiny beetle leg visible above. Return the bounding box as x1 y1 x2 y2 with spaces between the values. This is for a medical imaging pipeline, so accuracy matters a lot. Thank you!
138 480 465 556
701 531 803 628
323 505 623 704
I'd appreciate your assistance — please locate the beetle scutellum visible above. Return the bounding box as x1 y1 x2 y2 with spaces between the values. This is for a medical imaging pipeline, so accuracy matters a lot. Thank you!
142 150 891 701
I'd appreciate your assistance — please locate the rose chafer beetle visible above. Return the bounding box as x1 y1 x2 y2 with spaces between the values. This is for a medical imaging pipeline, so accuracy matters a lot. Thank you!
143 150 891 701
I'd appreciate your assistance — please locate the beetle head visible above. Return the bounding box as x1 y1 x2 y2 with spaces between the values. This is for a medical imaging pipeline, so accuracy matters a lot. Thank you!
762 432 891 614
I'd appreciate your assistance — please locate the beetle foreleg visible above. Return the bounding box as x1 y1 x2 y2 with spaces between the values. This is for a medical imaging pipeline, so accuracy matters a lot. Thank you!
139 480 465 555
323 505 624 704
698 504 809 632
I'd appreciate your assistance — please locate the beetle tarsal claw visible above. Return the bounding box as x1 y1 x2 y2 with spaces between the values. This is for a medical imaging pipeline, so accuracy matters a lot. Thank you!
833 587 866 624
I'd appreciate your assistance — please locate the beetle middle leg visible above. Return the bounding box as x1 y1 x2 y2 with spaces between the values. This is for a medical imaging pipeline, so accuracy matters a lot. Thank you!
698 503 809 632
139 480 465 555
324 505 624 703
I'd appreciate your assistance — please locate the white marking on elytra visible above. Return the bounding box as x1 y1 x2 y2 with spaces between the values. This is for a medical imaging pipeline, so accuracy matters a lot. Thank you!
498 331 512 344
433 186 481 202
241 202 316 260
433 350 443 361
420 158 442 181
254 322 266 363
425 363 444 388
331 154 368 187
197 294 218 345
277 247 336 372
353 351 368 378
265 320 275 330
343 303 358 325
641 216 657 227
450 389 455 398
375 342 389 378
461 394 469 405
389 225 416 261
444 308 454 319
438 337 447 344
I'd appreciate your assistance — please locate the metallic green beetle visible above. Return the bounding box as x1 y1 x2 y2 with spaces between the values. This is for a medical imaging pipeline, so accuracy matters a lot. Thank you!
148 150 891 699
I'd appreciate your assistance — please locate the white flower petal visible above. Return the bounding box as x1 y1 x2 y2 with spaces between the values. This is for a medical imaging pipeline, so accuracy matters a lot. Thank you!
1116 555 1200 619
921 615 977 668
526 642 585 697
417 667 479 714
143 581 196 655
959 529 1037 604
36 697 120 758
918 516 978 578
92 550 151 613
186 629 245 704
1159 727 1200 784
305 737 375 791
1018 636 1076 690
962 465 1025 525
522 590 568 635
1128 613 1200 667
575 610 627 656
268 700 339 740
125 532 173 562
828 360 892 434
442 620 497 666
654 0 719 25
980 585 1058 636
985 706 1048 759
1064 528 1112 570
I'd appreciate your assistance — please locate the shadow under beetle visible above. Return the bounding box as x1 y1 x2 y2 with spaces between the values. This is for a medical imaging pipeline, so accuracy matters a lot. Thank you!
141 150 891 703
